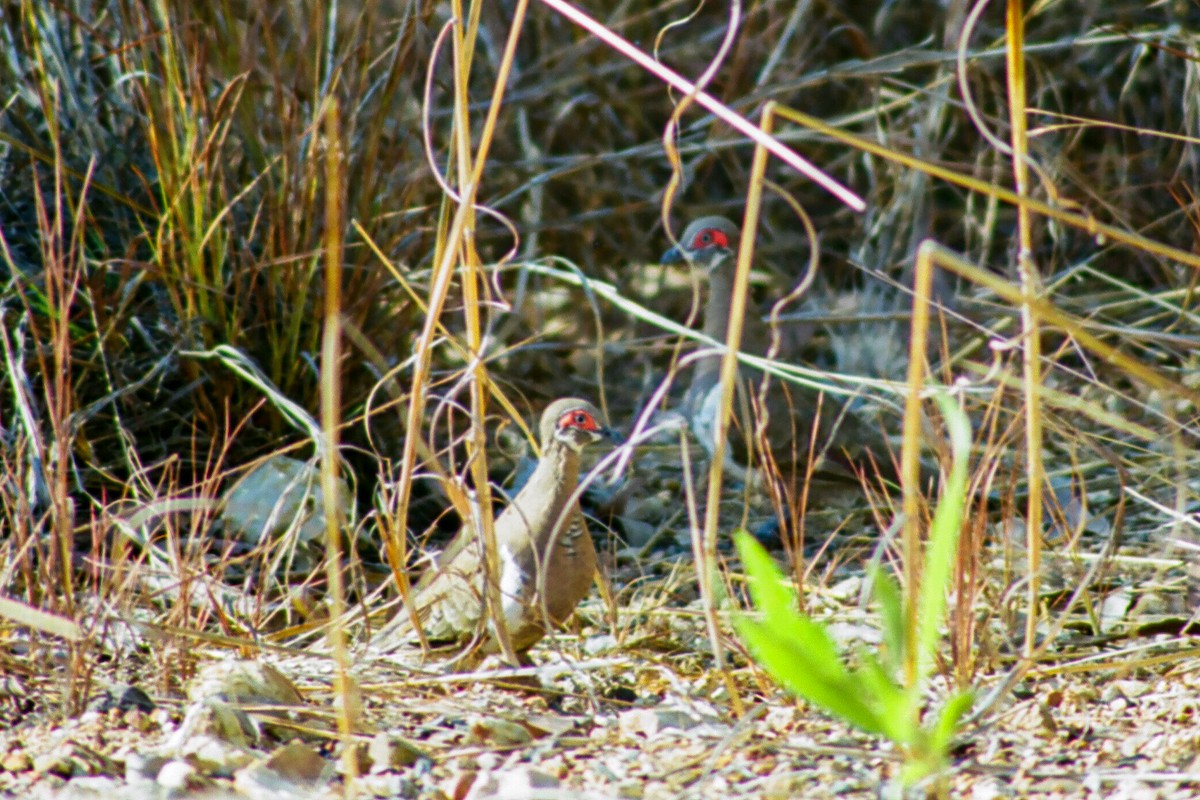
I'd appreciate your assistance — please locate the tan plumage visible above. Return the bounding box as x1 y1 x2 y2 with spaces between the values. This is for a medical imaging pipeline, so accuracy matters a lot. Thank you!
371 398 616 665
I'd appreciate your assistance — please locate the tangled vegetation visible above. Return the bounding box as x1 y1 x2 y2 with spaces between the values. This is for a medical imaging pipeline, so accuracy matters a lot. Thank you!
1 0 1199 796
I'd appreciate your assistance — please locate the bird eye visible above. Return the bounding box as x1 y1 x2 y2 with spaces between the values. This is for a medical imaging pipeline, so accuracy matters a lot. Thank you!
697 232 712 246
574 412 588 425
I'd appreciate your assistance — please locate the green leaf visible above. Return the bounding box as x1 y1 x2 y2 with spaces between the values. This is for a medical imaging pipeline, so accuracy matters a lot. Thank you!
872 567 905 674
735 531 796 616
915 392 972 673
734 616 886 734
854 652 913 745
735 532 895 733
735 532 841 667
929 690 975 756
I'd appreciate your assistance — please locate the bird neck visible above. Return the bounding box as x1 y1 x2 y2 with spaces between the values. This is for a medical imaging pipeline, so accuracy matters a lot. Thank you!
538 439 581 485
521 440 581 541
703 264 735 341
694 263 736 390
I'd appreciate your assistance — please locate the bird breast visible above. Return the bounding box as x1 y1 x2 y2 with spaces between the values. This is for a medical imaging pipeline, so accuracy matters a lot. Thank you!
498 543 529 632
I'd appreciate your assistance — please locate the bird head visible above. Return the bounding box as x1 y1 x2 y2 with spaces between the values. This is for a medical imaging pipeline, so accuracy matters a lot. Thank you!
660 216 740 272
539 398 621 453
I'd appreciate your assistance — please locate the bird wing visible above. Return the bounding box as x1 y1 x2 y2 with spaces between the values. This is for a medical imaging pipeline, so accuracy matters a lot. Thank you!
367 528 487 652
412 543 487 644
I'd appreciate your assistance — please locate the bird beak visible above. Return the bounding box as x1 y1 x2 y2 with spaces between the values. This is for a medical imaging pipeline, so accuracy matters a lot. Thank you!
599 425 623 445
660 245 685 265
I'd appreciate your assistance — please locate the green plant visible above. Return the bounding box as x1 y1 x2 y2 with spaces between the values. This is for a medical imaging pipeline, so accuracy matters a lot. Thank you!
734 392 974 790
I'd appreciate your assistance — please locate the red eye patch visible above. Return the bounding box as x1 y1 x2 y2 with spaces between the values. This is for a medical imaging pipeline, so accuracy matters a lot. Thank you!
690 228 729 250
559 410 601 431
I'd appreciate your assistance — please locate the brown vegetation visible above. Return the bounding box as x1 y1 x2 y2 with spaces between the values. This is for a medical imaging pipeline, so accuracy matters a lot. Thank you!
1 0 1199 796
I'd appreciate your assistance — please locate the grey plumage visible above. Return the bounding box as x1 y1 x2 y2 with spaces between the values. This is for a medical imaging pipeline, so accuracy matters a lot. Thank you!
663 216 905 484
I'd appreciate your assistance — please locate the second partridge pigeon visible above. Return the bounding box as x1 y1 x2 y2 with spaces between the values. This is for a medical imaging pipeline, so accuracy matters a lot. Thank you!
662 216 907 489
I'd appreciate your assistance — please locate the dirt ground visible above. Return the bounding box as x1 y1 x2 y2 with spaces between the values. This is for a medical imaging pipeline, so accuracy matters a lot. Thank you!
3 513 1199 800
